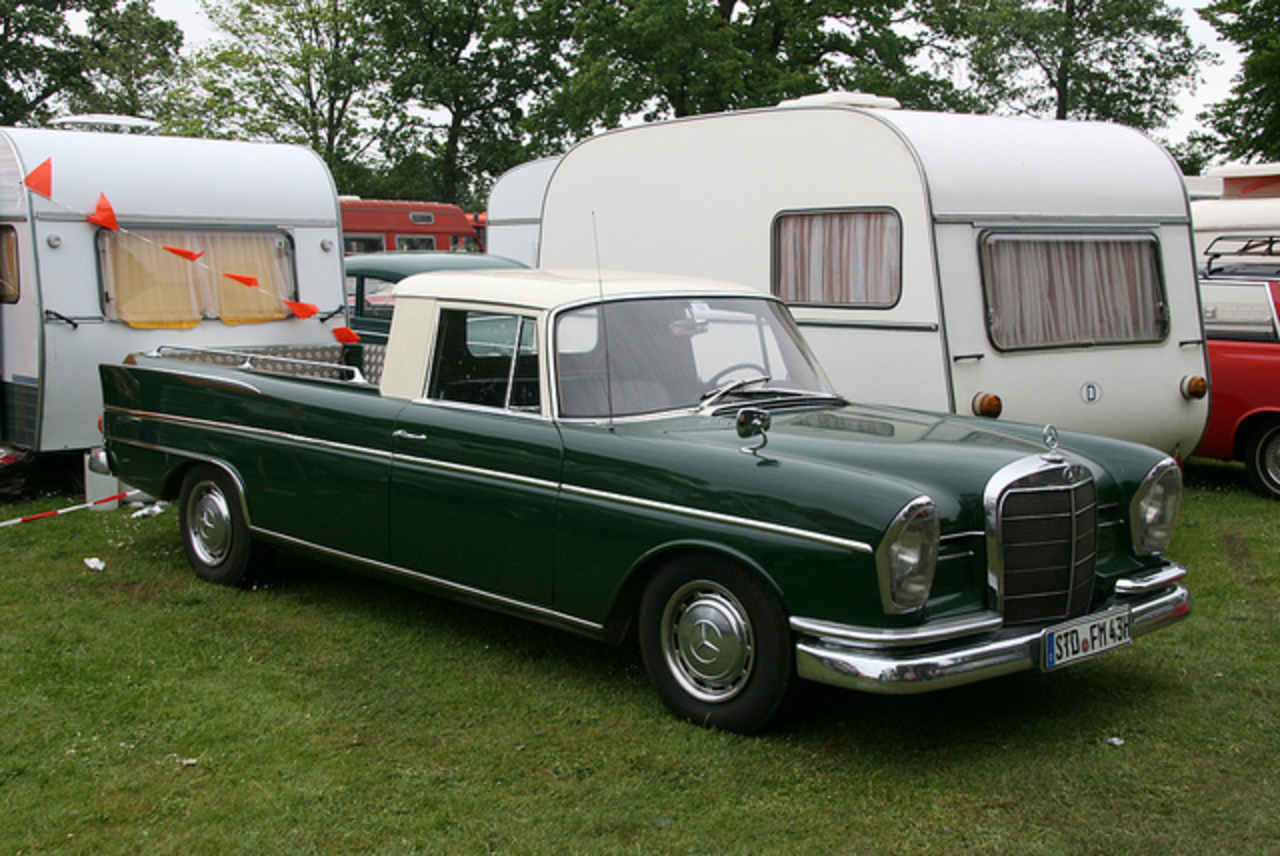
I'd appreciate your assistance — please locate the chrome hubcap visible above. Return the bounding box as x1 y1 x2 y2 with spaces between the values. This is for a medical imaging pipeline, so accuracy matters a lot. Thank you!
1266 435 1280 486
187 481 232 566
662 580 754 703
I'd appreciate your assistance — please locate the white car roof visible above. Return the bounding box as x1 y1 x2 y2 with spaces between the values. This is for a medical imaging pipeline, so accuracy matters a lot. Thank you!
393 268 763 311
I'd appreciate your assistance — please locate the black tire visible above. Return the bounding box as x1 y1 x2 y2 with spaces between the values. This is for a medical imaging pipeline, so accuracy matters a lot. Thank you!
178 465 254 585
638 555 795 733
1245 421 1280 499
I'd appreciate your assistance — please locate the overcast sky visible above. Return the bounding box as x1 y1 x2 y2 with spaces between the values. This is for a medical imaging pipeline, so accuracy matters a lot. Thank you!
149 0 1242 145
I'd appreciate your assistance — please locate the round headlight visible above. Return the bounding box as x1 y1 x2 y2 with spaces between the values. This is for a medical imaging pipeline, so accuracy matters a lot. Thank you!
1131 459 1182 556
877 497 940 613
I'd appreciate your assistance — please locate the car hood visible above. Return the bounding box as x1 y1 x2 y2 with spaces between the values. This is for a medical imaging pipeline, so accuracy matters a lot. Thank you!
570 400 1168 538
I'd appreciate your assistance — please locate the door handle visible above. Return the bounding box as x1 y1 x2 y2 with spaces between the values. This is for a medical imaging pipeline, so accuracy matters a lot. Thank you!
392 429 428 442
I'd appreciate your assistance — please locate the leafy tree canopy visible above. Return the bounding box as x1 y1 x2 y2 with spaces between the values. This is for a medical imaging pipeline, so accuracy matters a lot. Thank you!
166 0 400 186
1 0 108 124
1200 0 1280 161
537 0 971 143
926 0 1211 132
69 0 184 118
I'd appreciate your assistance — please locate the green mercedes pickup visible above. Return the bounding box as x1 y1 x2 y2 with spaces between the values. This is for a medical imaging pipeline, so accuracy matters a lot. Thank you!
97 269 1190 732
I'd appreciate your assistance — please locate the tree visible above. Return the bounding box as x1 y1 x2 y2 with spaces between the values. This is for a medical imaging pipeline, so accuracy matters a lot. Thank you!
0 0 109 124
170 0 398 188
539 0 970 141
69 0 184 118
370 0 570 206
929 0 1211 132
1200 0 1280 161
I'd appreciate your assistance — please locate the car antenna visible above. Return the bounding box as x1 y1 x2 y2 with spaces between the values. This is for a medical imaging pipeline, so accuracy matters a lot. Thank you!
592 211 615 432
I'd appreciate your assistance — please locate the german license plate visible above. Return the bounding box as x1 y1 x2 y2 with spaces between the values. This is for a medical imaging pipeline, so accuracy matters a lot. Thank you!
1043 607 1132 670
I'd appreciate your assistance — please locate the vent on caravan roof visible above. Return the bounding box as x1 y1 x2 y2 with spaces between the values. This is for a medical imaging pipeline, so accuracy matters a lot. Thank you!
776 92 901 110
47 114 160 134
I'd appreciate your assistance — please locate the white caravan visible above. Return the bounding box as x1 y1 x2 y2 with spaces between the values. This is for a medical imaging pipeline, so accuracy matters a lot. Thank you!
1190 162 1280 265
491 94 1209 456
0 127 346 482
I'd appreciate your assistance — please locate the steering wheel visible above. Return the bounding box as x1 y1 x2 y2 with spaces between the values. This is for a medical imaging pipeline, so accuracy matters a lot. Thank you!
708 363 769 386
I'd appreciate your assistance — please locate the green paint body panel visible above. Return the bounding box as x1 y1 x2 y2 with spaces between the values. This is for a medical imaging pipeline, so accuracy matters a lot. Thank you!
100 346 1175 639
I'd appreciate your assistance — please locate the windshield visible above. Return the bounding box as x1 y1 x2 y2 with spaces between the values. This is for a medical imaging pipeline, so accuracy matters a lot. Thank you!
555 296 831 418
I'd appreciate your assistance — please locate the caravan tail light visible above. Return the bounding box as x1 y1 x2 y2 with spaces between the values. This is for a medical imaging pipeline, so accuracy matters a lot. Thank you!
1180 376 1208 400
972 392 1003 419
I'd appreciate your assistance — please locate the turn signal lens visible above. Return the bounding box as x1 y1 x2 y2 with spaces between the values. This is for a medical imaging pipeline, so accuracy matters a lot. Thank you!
972 392 1003 419
1181 375 1209 400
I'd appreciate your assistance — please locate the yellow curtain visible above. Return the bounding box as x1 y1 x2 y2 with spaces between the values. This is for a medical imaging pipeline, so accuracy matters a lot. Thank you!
104 231 201 328
0 227 18 303
102 229 293 328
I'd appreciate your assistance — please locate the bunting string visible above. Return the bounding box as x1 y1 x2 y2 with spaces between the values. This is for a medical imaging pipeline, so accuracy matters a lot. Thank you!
19 156 354 341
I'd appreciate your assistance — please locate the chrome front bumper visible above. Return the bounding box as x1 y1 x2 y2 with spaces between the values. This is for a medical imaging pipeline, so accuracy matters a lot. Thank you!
793 563 1190 695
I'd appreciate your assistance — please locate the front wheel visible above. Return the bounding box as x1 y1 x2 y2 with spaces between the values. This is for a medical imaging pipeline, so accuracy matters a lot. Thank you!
638 555 795 733
1245 420 1280 499
178 465 254 585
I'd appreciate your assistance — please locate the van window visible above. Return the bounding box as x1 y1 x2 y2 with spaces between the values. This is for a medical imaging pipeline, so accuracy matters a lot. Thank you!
344 235 386 254
0 226 17 303
773 210 901 307
981 233 1167 350
100 229 296 328
396 235 436 251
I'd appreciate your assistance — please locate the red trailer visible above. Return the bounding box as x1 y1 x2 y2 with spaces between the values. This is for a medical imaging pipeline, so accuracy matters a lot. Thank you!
340 197 480 254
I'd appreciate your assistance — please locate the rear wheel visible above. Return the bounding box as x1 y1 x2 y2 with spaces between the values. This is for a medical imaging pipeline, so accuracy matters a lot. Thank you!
178 465 254 585
1245 421 1280 499
639 555 794 733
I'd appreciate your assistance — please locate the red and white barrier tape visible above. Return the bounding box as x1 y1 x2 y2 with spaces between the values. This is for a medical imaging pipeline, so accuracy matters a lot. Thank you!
0 490 142 528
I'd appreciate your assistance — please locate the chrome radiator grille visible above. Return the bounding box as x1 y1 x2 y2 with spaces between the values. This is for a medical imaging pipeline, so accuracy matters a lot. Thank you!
988 459 1098 625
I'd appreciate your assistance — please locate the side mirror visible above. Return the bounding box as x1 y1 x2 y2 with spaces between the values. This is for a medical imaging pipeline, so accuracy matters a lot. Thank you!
736 408 771 454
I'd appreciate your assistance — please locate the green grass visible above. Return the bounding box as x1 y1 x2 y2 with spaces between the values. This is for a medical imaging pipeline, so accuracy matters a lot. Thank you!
1 461 1277 853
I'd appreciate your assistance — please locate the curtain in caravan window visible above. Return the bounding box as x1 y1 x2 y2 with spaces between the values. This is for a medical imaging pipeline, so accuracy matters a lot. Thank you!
774 210 901 306
981 234 1166 350
0 226 18 303
204 232 292 324
101 229 294 327
102 231 202 328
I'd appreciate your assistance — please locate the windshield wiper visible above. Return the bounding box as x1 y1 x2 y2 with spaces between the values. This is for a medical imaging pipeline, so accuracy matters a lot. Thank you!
699 375 771 408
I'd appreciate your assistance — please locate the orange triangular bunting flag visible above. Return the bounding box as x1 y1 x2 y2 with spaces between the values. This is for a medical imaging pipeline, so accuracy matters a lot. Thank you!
24 158 52 198
333 327 361 344
86 193 120 230
164 245 204 261
283 300 319 318
224 273 259 287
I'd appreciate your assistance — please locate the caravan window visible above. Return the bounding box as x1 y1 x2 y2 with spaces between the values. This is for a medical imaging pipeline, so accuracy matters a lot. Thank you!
772 210 901 307
0 226 17 303
981 233 1167 350
99 229 296 328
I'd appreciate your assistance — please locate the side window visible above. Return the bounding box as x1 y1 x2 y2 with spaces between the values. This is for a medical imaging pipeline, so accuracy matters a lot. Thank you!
0 225 17 304
396 235 436 251
344 235 386 254
1201 283 1278 341
773 209 902 306
428 308 540 412
981 233 1167 350
99 228 296 328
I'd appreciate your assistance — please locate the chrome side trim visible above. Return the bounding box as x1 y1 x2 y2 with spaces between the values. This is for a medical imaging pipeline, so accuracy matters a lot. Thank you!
252 526 605 636
109 410 873 554
105 406 395 463
393 452 559 492
560 483 875 554
794 576 1189 695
